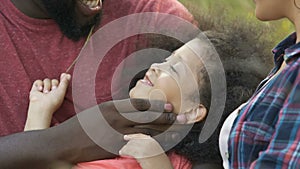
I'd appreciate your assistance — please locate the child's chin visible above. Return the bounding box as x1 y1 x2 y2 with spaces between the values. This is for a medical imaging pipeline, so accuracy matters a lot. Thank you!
129 90 149 100
129 89 134 98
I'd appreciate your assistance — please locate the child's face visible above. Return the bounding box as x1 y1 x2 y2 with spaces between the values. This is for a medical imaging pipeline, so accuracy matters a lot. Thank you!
130 43 203 114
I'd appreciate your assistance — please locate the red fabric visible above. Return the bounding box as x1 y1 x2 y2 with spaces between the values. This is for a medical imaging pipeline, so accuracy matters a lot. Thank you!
76 152 192 169
0 0 195 136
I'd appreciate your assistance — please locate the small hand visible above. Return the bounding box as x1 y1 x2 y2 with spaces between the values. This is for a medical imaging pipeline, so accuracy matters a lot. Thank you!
119 133 173 169
25 73 71 131
29 73 71 114
119 133 165 159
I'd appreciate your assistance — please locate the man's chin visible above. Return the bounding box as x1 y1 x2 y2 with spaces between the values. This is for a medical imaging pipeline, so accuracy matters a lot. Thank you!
41 0 101 41
60 13 100 41
60 24 93 41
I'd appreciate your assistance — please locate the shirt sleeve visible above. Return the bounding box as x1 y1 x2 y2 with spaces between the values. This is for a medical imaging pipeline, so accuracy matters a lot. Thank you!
250 63 300 168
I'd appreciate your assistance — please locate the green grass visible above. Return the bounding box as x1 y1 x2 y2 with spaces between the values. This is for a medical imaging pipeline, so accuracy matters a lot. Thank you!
179 0 294 44
180 0 254 13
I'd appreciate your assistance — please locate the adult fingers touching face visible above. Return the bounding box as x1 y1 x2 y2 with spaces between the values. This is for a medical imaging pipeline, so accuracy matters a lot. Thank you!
111 98 173 113
104 98 176 125
98 99 177 133
129 99 173 112
146 111 177 125
119 110 177 125
76 100 189 155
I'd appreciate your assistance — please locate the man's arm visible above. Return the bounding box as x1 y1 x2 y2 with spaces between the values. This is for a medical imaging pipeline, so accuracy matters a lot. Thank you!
0 99 178 169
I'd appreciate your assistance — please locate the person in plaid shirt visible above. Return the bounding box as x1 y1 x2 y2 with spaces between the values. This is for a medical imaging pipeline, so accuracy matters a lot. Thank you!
226 0 300 168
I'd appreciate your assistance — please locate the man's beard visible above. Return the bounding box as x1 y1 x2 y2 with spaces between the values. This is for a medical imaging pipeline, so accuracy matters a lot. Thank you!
41 0 101 41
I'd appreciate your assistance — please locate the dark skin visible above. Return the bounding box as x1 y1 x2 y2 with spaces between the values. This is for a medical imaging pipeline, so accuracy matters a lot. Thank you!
0 99 179 169
1 1 183 168
11 0 101 40
11 0 49 19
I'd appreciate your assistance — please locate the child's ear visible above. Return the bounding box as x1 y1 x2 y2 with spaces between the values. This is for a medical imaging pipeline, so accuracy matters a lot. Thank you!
185 104 207 124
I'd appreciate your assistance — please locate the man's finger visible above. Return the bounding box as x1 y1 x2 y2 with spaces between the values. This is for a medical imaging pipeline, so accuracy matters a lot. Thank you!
130 99 168 112
120 111 177 125
111 99 172 113
146 111 177 125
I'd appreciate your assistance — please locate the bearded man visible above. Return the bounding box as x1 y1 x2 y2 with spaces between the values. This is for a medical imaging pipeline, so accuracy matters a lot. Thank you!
0 0 196 168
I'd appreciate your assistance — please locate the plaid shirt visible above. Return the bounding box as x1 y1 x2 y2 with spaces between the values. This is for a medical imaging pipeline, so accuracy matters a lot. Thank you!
228 32 300 169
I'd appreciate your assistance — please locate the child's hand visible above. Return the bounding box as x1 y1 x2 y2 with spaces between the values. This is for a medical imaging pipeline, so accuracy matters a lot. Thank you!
29 73 71 113
119 133 173 169
24 73 71 131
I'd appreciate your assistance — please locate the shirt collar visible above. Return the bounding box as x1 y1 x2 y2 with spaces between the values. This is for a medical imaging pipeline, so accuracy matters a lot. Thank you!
272 32 300 63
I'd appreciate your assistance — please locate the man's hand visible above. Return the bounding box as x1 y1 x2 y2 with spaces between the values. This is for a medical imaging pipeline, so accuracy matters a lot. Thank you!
100 98 176 134
68 98 179 159
0 98 185 169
